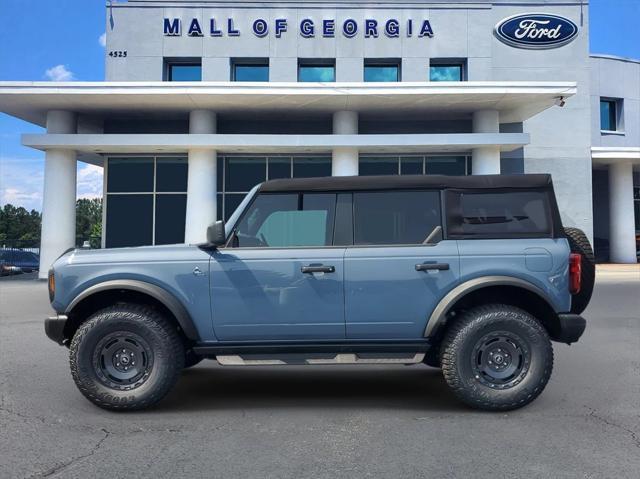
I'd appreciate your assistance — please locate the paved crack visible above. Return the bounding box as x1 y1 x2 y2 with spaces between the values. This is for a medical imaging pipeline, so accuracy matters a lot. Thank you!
27 428 111 479
585 406 640 449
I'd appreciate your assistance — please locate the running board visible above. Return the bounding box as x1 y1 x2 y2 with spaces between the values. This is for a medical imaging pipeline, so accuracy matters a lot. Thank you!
216 353 426 366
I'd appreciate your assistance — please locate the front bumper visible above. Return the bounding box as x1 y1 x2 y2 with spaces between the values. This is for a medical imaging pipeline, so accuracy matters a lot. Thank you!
555 314 586 344
45 314 68 345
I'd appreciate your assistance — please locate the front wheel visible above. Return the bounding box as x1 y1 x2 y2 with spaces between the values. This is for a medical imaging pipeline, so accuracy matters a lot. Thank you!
69 304 185 411
440 304 553 411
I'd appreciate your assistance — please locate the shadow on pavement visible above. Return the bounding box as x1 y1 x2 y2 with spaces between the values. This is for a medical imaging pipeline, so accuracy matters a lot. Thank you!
158 363 466 413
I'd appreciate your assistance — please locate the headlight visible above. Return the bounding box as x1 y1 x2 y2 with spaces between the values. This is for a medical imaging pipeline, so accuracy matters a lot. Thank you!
48 269 55 302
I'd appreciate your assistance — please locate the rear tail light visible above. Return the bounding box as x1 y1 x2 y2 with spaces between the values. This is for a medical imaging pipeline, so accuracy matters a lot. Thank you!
569 253 581 295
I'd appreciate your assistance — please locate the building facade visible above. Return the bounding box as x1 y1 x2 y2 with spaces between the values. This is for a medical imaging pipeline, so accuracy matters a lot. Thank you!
0 0 638 278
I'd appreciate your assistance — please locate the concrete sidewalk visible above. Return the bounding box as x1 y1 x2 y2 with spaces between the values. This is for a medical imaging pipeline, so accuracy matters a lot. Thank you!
596 263 640 280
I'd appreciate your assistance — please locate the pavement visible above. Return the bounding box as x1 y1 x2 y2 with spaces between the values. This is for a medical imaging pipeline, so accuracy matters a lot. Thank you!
1 275 639 479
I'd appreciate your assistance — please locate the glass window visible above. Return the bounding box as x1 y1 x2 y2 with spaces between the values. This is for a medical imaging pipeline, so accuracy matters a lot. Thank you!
354 191 441 245
224 193 248 222
107 158 154 193
106 195 153 248
298 62 335 82
268 157 291 180
156 157 188 192
235 193 336 248
364 63 400 82
427 156 467 176
293 157 331 178
400 157 423 175
233 62 269 81
600 99 617 131
449 191 551 238
155 194 187 245
167 63 202 81
226 157 266 192
359 157 399 176
430 64 463 82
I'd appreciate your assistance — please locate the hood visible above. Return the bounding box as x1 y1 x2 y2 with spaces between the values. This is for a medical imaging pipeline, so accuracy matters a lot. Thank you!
54 244 204 267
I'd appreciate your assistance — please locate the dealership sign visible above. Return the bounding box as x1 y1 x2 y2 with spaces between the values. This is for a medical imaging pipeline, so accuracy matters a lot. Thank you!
163 17 434 38
494 13 578 49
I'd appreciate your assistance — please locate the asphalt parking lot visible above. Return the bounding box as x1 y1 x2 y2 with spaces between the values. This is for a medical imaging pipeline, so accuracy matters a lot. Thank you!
1 274 639 479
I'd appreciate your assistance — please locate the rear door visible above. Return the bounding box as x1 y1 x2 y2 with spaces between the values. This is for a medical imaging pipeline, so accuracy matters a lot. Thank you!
344 190 460 339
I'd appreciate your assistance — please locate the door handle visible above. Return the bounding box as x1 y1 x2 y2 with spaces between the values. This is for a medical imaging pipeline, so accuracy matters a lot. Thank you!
415 263 450 272
301 265 335 274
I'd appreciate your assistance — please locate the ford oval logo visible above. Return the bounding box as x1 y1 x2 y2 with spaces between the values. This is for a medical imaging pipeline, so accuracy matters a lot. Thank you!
494 13 578 49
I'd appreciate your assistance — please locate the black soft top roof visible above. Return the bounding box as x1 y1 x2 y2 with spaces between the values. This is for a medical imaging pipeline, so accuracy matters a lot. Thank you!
259 174 553 193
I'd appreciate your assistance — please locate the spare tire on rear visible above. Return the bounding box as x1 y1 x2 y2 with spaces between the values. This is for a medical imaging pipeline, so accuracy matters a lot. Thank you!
564 227 595 314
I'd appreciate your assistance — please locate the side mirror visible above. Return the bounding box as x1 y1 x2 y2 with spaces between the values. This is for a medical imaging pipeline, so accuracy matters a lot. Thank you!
206 220 226 246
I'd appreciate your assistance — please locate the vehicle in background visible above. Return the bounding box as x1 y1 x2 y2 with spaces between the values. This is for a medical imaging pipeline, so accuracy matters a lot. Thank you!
0 249 39 276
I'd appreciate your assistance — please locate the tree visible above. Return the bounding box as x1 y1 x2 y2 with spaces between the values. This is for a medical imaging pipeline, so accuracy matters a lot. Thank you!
75 198 102 248
0 198 102 248
0 205 41 246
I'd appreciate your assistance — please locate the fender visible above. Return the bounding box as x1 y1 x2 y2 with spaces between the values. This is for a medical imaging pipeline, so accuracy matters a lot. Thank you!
424 275 555 338
65 279 199 340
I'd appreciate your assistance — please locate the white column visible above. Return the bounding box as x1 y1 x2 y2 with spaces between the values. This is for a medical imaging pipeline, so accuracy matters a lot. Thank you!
185 110 217 244
608 161 637 263
332 111 358 176
39 111 77 278
472 110 501 175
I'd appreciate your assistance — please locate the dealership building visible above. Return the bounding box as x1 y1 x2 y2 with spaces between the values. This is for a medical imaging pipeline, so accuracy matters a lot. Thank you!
0 0 638 277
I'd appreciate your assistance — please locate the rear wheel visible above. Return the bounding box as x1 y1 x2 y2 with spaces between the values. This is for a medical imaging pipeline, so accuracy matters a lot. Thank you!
440 304 553 411
564 227 595 314
69 304 184 411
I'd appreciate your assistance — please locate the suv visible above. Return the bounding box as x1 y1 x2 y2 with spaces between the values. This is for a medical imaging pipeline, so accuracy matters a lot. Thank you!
45 174 594 411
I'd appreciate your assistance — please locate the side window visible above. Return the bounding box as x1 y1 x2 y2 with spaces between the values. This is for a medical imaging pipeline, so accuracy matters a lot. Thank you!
235 193 336 247
353 191 441 245
448 191 551 238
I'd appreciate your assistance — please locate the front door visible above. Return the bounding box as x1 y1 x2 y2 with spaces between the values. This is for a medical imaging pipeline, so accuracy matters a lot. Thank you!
210 191 345 341
344 190 460 339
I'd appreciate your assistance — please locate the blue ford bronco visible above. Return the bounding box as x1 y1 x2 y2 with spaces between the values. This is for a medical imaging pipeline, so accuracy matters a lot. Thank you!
45 174 594 411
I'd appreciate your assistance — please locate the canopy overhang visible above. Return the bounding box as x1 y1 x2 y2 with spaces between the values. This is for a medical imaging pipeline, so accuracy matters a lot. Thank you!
0 81 577 125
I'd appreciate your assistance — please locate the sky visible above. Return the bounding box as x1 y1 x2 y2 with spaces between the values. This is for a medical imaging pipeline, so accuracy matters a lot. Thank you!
0 0 639 212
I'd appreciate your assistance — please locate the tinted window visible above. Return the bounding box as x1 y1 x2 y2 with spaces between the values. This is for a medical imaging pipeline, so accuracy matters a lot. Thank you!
268 157 291 180
235 193 336 247
155 194 187 244
224 193 247 221
298 64 335 82
226 157 266 191
168 63 202 81
293 157 331 178
430 64 463 82
600 99 617 131
353 191 441 245
450 191 551 238
156 157 187 192
359 157 398 176
364 64 399 82
108 158 154 193
427 156 467 175
106 195 153 247
400 157 423 175
233 63 269 81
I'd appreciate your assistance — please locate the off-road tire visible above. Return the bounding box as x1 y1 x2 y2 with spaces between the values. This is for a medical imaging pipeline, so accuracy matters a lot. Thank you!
184 349 203 369
440 304 553 411
70 304 185 411
564 227 595 314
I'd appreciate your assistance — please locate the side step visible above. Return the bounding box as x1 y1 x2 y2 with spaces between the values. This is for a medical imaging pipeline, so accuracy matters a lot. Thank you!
216 353 426 366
